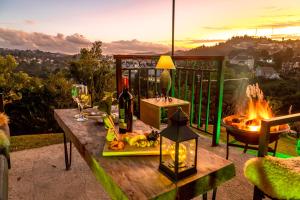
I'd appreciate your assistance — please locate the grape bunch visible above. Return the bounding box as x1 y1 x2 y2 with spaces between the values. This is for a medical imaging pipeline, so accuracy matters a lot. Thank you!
147 130 159 141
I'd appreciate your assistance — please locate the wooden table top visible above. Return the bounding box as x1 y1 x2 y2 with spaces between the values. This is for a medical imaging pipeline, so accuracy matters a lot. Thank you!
54 109 235 200
141 98 190 108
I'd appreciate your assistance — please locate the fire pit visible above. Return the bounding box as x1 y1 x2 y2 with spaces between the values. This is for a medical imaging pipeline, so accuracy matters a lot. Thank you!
223 84 290 159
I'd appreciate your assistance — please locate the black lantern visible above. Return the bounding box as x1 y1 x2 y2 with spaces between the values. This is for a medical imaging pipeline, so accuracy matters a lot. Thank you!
159 107 199 181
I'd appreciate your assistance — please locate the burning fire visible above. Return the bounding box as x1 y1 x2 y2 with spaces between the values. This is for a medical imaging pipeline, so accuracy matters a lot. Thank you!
224 83 279 132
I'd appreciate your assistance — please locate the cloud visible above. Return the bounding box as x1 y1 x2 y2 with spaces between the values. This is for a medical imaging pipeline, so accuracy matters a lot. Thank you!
0 28 92 54
257 20 300 29
0 28 171 54
24 20 35 25
203 26 233 31
262 6 283 12
102 39 170 54
204 19 300 31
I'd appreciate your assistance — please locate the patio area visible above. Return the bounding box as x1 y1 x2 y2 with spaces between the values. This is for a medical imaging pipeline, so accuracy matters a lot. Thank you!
1 53 299 200
8 134 257 200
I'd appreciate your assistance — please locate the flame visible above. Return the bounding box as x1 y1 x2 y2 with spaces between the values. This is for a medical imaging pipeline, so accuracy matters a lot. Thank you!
224 83 279 132
246 83 273 121
243 83 275 131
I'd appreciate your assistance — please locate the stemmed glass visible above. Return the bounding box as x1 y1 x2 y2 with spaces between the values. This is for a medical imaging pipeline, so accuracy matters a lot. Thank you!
75 85 91 122
71 84 80 118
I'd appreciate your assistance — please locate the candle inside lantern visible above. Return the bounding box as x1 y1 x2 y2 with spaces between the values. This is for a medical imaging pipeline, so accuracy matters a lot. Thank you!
169 143 187 166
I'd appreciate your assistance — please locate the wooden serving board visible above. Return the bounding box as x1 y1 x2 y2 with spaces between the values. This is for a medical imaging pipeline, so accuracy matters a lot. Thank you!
102 119 166 156
102 141 160 156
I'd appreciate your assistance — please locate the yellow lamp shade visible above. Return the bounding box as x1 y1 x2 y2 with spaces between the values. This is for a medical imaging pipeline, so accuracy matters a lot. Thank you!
156 55 175 69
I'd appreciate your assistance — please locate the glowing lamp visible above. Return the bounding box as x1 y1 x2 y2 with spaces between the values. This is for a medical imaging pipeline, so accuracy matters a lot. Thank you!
159 107 199 181
156 55 175 99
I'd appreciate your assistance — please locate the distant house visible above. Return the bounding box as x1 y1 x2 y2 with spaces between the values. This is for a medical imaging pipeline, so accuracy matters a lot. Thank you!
229 54 255 70
256 67 280 79
281 57 300 73
258 57 274 64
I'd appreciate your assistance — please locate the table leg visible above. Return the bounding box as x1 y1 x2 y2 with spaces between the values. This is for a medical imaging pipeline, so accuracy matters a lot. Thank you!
273 140 278 157
243 143 249 154
63 132 72 170
212 188 217 200
226 131 229 160
253 186 264 200
202 193 208 200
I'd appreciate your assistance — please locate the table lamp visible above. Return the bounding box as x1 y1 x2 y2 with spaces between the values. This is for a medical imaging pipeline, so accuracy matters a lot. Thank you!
156 55 175 100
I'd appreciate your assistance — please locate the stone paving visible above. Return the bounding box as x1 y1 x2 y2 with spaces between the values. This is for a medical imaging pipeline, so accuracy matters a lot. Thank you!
8 135 266 200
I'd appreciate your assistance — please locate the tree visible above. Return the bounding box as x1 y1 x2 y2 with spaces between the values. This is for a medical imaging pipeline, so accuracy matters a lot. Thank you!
69 41 115 104
273 51 284 70
0 55 31 105
284 48 294 61
260 49 269 59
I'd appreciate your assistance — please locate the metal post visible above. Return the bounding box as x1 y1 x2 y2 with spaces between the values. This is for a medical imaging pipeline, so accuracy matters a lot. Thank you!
116 58 122 97
212 60 225 146
171 0 176 97
172 0 175 56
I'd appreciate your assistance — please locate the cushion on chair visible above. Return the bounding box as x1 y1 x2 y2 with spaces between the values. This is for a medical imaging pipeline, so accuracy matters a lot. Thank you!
244 156 300 200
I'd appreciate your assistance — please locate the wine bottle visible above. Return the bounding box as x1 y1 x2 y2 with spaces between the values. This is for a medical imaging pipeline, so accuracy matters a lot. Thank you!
118 77 133 134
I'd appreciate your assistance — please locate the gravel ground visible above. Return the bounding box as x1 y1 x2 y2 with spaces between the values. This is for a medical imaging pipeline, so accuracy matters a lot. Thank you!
8 135 268 200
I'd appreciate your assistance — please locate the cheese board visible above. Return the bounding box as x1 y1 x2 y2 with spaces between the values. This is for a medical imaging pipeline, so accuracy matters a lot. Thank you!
102 115 164 156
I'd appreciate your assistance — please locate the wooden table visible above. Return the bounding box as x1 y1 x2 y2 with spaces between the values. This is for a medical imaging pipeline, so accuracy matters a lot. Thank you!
140 98 190 129
54 109 235 200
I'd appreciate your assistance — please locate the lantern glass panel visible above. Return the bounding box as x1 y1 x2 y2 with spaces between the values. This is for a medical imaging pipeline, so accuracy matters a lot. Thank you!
178 139 196 173
161 136 176 172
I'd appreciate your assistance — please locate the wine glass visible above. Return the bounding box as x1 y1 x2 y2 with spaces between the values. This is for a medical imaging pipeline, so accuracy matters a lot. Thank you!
71 84 81 118
76 85 91 122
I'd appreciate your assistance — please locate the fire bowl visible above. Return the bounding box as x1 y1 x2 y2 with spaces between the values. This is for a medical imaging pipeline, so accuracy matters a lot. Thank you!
222 116 290 145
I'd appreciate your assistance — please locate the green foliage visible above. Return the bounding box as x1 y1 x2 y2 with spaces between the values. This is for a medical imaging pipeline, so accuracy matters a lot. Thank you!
0 42 117 135
266 97 283 115
10 133 63 152
98 91 117 114
273 48 294 70
5 72 74 134
0 55 74 134
0 55 20 101
70 41 115 104
256 77 300 114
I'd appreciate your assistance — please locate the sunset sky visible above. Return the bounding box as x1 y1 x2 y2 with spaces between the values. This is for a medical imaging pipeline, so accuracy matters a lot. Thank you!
0 0 300 54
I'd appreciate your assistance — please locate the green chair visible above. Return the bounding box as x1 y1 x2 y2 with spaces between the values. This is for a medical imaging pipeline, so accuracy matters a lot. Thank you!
244 156 300 200
244 113 300 200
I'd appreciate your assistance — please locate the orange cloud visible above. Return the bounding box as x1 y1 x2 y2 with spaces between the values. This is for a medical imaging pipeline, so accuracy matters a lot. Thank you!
0 28 170 54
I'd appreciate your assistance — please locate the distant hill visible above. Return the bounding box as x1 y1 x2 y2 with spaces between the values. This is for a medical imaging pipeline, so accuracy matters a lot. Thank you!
178 36 300 57
0 48 73 77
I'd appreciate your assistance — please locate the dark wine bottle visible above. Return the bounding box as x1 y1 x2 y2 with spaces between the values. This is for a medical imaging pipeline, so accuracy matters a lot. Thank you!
118 77 133 134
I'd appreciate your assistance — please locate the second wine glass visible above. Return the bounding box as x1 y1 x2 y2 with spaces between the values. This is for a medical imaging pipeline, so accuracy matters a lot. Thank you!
76 85 91 122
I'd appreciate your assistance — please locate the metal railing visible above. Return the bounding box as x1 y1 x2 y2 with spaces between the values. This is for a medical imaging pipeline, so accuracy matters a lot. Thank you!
114 55 225 146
